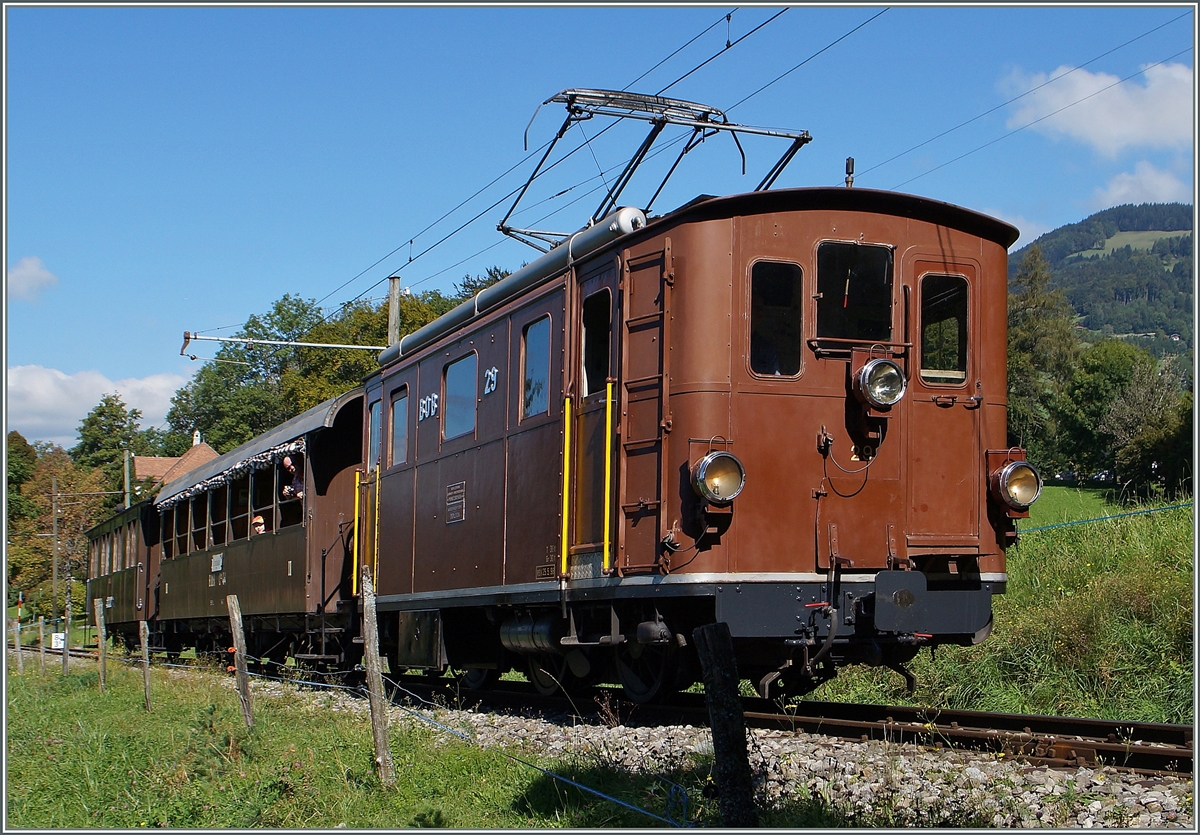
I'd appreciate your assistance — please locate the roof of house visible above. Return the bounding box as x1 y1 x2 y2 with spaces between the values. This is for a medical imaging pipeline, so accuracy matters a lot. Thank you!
133 441 220 486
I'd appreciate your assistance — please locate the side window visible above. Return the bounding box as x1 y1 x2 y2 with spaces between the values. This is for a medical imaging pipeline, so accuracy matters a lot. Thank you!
443 354 478 440
230 473 250 540
750 261 803 376
921 274 969 384
367 398 382 471
389 387 409 467
190 495 207 552
161 508 175 559
210 484 228 546
175 501 189 556
816 242 894 341
581 290 611 397
522 316 551 419
251 470 275 533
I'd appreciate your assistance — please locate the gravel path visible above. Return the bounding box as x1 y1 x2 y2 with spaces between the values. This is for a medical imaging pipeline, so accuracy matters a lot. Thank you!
254 677 1194 828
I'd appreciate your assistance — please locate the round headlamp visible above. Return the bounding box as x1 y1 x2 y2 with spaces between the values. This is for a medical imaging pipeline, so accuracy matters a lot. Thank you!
994 461 1043 510
691 451 746 505
856 358 907 409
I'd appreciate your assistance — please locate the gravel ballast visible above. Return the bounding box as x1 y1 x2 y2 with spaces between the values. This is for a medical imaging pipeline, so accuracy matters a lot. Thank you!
255 677 1194 829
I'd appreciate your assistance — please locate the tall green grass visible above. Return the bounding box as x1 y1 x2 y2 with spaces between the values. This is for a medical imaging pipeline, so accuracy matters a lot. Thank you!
814 496 1194 724
8 660 909 828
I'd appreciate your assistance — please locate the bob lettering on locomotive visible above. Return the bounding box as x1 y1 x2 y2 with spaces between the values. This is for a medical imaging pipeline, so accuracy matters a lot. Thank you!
86 90 1042 703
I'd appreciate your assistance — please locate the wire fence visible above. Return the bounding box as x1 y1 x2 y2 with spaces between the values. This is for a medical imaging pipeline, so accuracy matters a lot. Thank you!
1016 501 1193 534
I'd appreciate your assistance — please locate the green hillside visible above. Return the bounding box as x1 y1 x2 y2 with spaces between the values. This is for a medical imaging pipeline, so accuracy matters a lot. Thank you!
1009 203 1194 352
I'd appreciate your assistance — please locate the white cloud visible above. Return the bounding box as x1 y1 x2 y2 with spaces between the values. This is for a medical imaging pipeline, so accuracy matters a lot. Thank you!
5 365 188 448
6 256 60 302
1003 62 1193 158
1091 161 1193 209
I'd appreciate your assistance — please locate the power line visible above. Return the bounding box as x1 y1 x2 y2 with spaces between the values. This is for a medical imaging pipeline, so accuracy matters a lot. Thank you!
726 7 890 113
889 47 1193 191
656 8 788 95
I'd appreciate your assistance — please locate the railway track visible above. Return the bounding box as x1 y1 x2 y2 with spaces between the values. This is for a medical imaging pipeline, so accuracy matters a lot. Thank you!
11 644 1191 777
386 677 1194 778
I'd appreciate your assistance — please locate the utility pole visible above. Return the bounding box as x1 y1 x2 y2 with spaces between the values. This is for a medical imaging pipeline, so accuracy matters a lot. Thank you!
387 276 402 347
124 449 132 508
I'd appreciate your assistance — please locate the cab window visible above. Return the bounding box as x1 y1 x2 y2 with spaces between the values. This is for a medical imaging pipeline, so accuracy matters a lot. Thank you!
920 274 968 384
367 398 382 470
581 290 610 397
750 261 802 376
816 242 894 341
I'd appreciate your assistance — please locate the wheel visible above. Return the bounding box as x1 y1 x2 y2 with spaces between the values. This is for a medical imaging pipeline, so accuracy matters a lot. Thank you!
615 639 678 704
527 655 568 696
460 667 499 690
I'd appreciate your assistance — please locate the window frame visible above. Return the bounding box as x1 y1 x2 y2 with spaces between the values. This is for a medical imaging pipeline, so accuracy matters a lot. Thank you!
442 352 479 441
814 240 896 343
520 315 552 420
388 385 410 468
748 258 804 378
918 272 971 387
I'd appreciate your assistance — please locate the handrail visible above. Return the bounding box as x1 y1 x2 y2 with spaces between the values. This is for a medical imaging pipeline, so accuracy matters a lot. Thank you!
603 381 613 573
560 396 572 578
352 470 361 595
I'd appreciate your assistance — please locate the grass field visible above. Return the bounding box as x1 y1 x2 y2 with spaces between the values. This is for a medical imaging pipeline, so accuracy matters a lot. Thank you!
1070 230 1183 259
813 494 1194 724
6 490 1193 827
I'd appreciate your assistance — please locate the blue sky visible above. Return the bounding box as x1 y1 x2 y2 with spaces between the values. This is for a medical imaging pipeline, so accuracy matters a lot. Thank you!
5 3 1195 447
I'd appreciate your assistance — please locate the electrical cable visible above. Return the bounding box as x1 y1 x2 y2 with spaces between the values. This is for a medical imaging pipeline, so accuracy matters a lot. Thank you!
725 7 890 114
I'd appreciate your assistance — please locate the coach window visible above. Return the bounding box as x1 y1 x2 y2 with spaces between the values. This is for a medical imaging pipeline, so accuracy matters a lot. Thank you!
210 484 228 545
388 387 409 467
368 398 382 471
920 274 969 384
161 508 174 559
230 474 250 540
581 290 611 397
251 469 275 534
816 242 894 341
443 353 478 440
191 494 207 551
750 261 803 376
522 316 551 419
175 501 190 556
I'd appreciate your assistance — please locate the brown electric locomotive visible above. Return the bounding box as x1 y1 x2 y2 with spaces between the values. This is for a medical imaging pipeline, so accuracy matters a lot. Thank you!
86 91 1042 702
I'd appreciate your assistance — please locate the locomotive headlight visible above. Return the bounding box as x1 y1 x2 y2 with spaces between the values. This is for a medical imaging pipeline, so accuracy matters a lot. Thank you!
993 460 1043 510
692 451 746 505
855 358 907 409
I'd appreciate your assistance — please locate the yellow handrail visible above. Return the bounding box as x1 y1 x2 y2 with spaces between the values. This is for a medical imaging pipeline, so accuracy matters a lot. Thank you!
373 468 381 581
560 395 572 577
603 380 613 573
352 470 361 595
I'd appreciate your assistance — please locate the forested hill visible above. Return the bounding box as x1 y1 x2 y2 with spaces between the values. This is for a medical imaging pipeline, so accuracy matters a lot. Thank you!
1009 203 1194 348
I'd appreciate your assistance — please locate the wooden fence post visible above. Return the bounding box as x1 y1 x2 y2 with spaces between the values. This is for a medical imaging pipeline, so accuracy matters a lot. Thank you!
93 599 107 692
225 595 254 728
140 621 152 712
11 619 23 674
692 622 759 828
39 616 46 674
360 566 395 787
